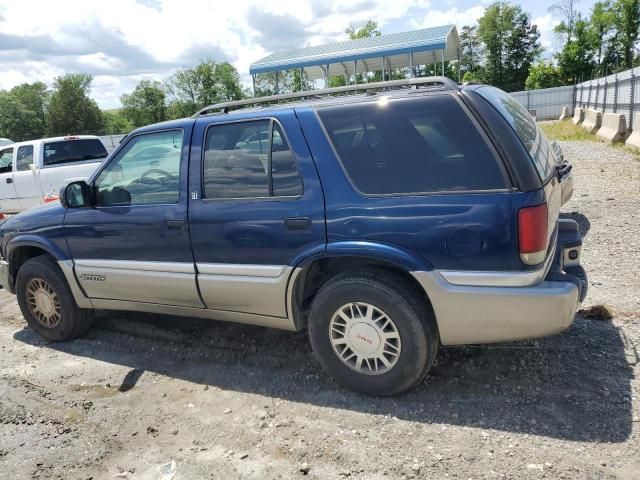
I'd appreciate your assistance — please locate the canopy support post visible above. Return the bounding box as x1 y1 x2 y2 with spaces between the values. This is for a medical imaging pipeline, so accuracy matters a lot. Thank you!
381 57 385 81
409 52 414 78
441 49 445 77
353 60 357 84
275 71 279 95
252 74 256 96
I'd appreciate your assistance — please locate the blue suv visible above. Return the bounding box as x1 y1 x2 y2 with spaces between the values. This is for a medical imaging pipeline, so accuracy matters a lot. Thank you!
0 78 586 396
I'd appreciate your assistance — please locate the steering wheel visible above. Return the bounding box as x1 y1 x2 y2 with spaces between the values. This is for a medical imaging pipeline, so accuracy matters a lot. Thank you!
141 169 174 183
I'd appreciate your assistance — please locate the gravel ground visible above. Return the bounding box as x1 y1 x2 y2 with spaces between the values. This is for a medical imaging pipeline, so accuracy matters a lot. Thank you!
0 140 639 480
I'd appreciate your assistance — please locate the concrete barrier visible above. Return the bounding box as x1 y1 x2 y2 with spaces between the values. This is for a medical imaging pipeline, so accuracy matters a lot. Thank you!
596 113 630 143
581 109 602 134
559 106 570 121
571 107 584 125
626 113 640 150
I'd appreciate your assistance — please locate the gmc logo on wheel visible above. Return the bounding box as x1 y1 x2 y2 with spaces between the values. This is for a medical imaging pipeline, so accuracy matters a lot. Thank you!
356 334 372 344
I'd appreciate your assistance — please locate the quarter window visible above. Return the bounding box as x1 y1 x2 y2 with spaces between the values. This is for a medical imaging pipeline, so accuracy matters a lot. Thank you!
317 95 507 195
203 120 302 199
16 145 34 172
95 130 183 206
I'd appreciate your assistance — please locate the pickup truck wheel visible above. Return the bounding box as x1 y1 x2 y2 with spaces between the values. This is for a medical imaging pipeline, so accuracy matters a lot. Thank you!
16 256 93 342
308 269 438 396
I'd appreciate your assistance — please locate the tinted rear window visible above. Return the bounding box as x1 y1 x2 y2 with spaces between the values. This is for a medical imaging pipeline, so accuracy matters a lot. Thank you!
317 95 507 195
475 86 554 181
44 139 108 166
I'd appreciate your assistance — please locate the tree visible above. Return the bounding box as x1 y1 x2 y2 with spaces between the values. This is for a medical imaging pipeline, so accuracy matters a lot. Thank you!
346 20 381 39
612 0 640 69
166 59 244 117
548 0 580 43
477 2 541 91
0 82 49 141
525 61 563 89
556 16 595 83
120 80 166 128
103 110 133 135
47 74 104 136
459 25 483 78
590 1 616 74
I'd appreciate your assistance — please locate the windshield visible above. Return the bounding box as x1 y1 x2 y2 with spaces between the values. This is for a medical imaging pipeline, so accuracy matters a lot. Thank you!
44 139 108 166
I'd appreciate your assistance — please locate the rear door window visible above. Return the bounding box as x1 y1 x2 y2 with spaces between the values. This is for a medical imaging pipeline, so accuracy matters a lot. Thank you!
0 148 13 173
475 86 554 181
44 139 108 166
203 120 303 199
16 145 34 171
316 95 507 195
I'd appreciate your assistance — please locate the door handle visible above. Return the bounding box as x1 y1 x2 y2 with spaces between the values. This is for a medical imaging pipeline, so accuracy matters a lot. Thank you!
166 219 185 230
5 178 12 184
285 217 311 231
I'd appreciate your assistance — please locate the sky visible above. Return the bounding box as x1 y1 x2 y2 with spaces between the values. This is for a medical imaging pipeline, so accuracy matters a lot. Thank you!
0 0 599 109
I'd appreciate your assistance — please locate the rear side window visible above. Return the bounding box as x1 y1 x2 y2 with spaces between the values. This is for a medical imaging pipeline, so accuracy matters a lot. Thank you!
317 95 507 195
203 120 303 199
16 145 34 171
475 86 554 181
44 139 108 166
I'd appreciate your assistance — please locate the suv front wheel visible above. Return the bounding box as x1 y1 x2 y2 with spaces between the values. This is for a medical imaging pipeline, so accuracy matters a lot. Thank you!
16 255 93 342
308 269 438 396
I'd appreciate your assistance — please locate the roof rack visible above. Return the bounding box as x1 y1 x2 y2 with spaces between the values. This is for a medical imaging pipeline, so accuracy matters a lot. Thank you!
193 76 458 117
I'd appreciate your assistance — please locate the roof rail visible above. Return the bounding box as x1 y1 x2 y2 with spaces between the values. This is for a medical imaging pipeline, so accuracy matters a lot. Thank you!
193 76 458 117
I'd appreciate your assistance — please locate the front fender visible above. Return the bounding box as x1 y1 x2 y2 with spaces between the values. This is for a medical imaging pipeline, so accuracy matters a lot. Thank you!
6 235 69 263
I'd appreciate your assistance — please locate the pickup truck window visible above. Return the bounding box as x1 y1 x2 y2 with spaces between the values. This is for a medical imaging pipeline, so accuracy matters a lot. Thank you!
16 145 34 171
95 130 182 206
203 120 302 199
0 148 12 173
43 139 108 166
317 95 507 195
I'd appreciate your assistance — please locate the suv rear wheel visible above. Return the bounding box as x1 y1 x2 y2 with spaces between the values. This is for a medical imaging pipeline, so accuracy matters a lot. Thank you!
308 269 438 396
16 255 93 341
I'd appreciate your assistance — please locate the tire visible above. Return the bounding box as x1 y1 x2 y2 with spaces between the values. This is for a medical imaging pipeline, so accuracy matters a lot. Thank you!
308 269 438 396
16 255 93 342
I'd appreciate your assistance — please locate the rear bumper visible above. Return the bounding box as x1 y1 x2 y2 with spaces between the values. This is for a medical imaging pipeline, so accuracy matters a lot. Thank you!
413 219 586 346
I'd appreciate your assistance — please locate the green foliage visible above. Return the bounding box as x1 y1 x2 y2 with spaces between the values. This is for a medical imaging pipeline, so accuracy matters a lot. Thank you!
346 20 381 39
525 61 563 89
103 110 133 135
166 59 244 117
477 2 541 91
459 26 483 79
612 0 640 69
556 17 595 83
46 74 104 136
120 80 166 128
0 82 49 141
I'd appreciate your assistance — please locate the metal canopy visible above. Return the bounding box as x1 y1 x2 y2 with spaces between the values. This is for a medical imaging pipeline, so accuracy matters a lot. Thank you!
250 25 459 83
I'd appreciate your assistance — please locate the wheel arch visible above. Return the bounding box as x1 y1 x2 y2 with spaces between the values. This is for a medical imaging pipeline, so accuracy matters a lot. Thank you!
288 243 437 332
5 236 68 293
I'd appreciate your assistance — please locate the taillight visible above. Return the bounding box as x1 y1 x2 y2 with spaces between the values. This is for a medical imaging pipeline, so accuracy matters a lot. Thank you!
518 203 548 265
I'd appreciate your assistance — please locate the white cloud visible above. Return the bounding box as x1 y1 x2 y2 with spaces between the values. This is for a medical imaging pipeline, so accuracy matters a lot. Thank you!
410 5 486 30
533 13 562 57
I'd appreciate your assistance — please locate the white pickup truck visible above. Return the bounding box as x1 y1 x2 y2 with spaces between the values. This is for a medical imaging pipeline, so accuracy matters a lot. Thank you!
0 136 108 213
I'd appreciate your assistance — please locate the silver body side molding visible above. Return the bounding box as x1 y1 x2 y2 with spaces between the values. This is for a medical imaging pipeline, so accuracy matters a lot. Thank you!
89 299 299 331
437 248 555 287
64 259 301 331
58 260 94 309
411 270 578 345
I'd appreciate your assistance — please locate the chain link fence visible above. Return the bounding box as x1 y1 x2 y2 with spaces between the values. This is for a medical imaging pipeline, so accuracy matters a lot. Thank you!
510 66 640 129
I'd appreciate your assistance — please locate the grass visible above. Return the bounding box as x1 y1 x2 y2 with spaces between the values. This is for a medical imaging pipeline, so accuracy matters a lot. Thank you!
539 120 596 141
540 120 640 160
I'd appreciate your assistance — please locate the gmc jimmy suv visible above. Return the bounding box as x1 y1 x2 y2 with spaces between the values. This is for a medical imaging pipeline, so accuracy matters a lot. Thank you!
0 77 586 396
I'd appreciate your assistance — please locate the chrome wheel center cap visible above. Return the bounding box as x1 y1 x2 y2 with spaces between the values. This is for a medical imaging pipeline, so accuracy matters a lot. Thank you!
347 322 381 355
35 291 54 316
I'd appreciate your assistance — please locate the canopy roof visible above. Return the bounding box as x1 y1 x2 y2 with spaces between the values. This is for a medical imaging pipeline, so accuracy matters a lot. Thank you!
250 25 459 81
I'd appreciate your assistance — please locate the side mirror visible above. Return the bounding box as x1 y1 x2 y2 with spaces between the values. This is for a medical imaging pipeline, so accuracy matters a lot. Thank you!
60 180 91 209
28 163 36 173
